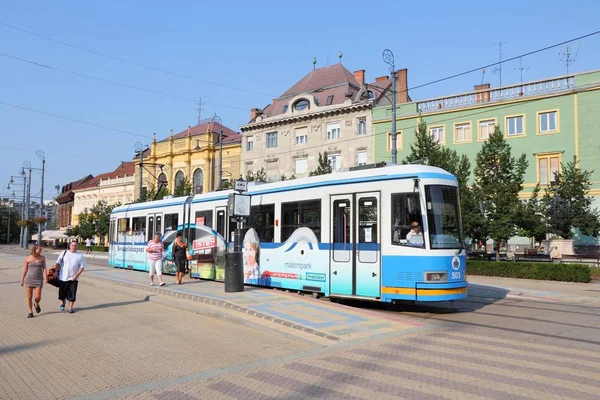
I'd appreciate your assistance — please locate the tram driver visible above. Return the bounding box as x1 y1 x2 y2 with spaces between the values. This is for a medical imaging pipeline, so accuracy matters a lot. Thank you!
405 221 423 246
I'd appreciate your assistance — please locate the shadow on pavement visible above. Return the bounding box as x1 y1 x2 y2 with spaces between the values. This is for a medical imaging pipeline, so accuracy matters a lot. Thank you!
75 298 150 312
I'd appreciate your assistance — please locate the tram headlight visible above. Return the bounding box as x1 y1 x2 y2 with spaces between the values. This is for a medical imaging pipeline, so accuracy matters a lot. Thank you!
424 272 447 282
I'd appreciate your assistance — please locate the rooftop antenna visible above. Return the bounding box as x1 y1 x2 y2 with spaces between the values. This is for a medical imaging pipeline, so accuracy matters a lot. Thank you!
492 40 508 88
197 97 204 124
514 57 530 84
313 57 317 71
338 51 343 64
558 45 579 75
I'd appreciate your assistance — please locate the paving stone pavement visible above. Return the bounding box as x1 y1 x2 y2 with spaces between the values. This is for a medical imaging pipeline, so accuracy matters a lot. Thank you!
2 249 600 399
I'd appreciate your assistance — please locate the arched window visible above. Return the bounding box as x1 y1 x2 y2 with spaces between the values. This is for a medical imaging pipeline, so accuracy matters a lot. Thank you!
175 171 184 188
293 99 310 111
193 168 204 194
158 173 167 189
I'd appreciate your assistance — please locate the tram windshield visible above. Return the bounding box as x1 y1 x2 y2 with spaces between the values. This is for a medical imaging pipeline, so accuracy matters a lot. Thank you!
425 185 464 249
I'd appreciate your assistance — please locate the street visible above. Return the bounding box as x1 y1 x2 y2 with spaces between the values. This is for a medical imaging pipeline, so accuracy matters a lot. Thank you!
1 249 599 400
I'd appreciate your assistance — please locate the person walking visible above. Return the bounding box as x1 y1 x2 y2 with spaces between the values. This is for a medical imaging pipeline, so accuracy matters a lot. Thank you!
146 233 166 286
20 244 47 318
56 240 86 314
172 233 188 285
85 238 92 254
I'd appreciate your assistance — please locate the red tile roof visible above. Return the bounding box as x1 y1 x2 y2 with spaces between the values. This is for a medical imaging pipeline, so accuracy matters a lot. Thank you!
55 175 94 204
74 162 137 191
158 121 239 142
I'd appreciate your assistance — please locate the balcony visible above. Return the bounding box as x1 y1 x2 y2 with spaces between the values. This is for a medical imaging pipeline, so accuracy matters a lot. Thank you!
416 75 575 113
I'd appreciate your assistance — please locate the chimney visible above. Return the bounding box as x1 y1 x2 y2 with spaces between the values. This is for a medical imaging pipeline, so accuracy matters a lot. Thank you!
250 108 262 120
396 68 408 103
353 69 365 85
375 75 389 83
474 83 491 103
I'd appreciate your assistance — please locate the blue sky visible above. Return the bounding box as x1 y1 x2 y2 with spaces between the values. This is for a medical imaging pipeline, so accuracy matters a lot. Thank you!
1 0 599 202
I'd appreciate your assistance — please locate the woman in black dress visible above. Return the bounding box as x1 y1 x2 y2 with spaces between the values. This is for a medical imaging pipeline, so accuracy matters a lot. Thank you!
172 233 188 284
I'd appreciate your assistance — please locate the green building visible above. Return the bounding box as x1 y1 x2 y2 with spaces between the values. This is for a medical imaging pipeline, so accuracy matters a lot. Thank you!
373 70 600 208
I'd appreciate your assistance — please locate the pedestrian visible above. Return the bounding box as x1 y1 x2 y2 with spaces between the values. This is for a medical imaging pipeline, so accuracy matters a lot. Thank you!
85 237 92 254
172 232 188 285
55 239 86 313
146 232 166 286
20 244 47 318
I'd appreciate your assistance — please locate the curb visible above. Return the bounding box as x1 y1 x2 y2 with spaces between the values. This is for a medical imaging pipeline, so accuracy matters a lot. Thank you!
83 274 341 342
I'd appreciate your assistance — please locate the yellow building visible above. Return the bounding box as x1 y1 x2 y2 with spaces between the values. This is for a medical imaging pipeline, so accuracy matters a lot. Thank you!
138 120 241 197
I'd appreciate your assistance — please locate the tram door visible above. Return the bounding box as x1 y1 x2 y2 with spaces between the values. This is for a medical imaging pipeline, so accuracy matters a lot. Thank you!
329 192 381 298
146 213 163 241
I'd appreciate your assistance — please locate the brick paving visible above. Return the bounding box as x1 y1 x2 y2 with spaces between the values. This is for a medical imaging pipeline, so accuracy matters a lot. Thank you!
1 248 600 399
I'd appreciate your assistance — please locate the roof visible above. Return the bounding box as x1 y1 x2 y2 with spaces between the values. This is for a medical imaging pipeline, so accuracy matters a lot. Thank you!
74 162 137 191
157 121 240 144
55 175 94 204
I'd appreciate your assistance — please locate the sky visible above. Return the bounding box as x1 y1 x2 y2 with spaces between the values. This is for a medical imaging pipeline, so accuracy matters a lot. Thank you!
1 0 600 204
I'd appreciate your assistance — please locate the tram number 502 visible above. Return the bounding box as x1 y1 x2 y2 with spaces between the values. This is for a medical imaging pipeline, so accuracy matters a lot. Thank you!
451 271 462 280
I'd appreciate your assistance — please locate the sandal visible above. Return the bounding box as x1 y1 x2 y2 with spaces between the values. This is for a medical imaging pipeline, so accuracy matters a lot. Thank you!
34 303 41 313
27 313 34 318
159 282 166 287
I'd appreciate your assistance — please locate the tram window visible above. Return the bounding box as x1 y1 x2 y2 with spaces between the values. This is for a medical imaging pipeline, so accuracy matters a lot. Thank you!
216 210 226 237
148 216 154 241
195 210 213 228
281 199 321 242
332 200 351 262
132 217 146 236
117 218 130 233
250 204 275 242
109 219 115 243
391 193 424 248
358 197 378 243
156 215 162 236
164 213 179 232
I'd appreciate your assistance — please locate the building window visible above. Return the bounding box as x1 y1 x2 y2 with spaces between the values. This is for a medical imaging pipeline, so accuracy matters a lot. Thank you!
327 154 342 171
282 105 288 113
245 162 253 176
294 99 309 111
357 118 367 135
326 95 334 105
174 171 184 188
295 158 308 174
454 123 471 143
539 111 558 133
327 122 341 140
266 132 278 148
246 136 254 151
479 119 495 141
157 173 167 187
193 168 204 194
295 127 308 144
357 150 367 166
430 126 444 144
507 115 524 136
538 154 560 185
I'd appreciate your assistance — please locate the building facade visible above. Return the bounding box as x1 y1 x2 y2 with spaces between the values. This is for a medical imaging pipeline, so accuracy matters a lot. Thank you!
55 175 94 229
137 120 241 198
373 69 600 208
240 64 409 181
72 162 136 225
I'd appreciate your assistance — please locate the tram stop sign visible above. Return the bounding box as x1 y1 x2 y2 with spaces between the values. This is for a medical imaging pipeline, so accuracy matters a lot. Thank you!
228 193 250 217
234 178 247 193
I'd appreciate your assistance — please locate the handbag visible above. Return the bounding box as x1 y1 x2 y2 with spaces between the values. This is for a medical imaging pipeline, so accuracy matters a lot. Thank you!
186 248 193 261
47 250 66 288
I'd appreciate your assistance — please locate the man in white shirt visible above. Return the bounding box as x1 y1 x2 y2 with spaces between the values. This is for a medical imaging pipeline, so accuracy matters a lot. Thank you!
56 240 87 313
406 221 424 246
85 238 92 254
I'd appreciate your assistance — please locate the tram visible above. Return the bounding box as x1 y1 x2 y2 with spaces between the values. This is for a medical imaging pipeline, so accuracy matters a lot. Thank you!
108 164 467 303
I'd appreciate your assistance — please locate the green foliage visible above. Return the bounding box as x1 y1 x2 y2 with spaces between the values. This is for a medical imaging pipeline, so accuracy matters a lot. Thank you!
218 180 233 191
515 184 547 243
246 168 267 182
173 177 193 197
76 200 119 243
0 205 21 244
309 152 332 176
91 245 109 252
467 260 591 283
472 126 528 259
139 183 170 202
280 174 296 181
541 156 600 239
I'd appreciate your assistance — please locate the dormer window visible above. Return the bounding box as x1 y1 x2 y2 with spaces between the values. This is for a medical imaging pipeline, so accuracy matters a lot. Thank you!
294 99 310 111
366 90 375 99
283 105 288 113
326 95 334 105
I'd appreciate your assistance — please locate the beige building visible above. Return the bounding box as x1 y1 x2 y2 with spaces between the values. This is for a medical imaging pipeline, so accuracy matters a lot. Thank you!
72 162 136 225
137 121 242 198
240 64 408 180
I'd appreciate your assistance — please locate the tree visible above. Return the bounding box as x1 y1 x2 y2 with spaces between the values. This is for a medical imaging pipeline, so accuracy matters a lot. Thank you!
138 183 170 202
309 152 332 176
89 200 117 244
173 178 192 197
218 180 233 190
76 209 96 240
473 127 528 260
0 205 21 244
246 168 267 182
542 156 600 238
515 184 547 243
280 174 296 181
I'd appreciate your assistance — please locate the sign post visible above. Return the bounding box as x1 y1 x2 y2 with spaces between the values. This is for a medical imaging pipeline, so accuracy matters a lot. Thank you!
225 177 250 293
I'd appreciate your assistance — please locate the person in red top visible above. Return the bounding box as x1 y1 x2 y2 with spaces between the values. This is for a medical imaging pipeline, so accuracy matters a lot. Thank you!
146 233 166 286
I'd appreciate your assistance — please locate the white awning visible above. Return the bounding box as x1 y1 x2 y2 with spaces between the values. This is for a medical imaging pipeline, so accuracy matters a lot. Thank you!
31 230 68 241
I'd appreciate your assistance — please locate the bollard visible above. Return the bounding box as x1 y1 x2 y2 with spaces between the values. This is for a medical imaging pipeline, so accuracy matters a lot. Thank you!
224 251 244 292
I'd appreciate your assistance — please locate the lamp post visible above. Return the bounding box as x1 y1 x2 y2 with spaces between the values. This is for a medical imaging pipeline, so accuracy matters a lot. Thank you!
382 49 397 165
211 115 224 190
36 150 45 245
22 161 32 249
134 142 148 201
8 173 26 247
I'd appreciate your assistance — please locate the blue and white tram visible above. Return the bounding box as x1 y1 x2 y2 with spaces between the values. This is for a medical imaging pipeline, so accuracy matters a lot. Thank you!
108 164 467 302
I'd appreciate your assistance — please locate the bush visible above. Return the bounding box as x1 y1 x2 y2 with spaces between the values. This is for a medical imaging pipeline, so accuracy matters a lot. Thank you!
91 245 109 252
467 260 591 283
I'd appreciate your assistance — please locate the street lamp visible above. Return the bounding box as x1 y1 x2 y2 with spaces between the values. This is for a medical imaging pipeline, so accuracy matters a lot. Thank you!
134 142 149 201
210 115 224 190
382 49 397 165
36 150 45 245
22 161 32 249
